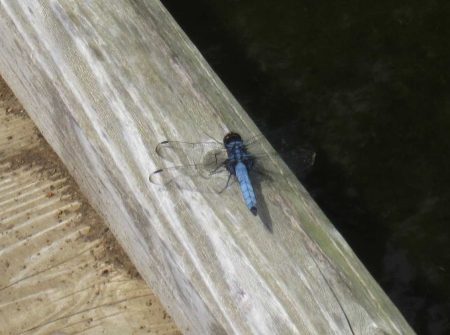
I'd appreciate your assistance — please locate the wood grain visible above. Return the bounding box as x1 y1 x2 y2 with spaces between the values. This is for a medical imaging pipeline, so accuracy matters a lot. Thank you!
0 1 414 334
0 78 180 335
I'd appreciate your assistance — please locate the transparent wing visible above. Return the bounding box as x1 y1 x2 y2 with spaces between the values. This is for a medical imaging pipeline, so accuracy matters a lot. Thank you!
251 149 315 186
155 140 227 168
149 163 236 193
241 119 300 153
151 140 234 193
239 120 316 183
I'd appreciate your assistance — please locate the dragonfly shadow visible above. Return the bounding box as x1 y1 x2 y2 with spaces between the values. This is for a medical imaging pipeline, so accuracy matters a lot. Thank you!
252 178 274 233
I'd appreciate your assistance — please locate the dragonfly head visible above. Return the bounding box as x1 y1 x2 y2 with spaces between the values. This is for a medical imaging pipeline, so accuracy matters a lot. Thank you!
223 132 242 146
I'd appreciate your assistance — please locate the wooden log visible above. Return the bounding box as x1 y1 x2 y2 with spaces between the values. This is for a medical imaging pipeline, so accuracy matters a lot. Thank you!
0 1 414 334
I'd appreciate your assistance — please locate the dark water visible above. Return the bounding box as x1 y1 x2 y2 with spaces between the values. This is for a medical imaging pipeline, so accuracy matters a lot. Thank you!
161 1 450 333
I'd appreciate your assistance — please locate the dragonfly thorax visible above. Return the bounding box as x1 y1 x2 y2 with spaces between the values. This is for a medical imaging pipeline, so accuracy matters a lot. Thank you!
223 132 255 175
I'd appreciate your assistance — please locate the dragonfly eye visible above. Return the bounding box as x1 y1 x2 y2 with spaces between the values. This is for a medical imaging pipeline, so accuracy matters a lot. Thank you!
223 132 242 145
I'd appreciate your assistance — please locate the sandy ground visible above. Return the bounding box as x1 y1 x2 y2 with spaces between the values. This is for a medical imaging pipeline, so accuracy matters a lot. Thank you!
0 76 181 335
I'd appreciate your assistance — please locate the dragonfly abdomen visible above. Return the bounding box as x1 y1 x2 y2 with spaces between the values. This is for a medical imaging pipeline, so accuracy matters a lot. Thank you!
235 162 257 215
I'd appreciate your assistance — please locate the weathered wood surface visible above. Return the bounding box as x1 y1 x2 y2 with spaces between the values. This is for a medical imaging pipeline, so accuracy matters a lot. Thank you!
0 78 180 335
0 1 414 334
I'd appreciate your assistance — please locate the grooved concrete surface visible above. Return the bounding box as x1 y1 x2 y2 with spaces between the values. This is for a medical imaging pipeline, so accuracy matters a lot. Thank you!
0 77 181 335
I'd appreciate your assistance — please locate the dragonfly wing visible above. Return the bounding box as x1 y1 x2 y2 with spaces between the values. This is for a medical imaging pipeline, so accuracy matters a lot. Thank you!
149 164 234 193
249 147 316 188
242 118 314 160
252 147 315 173
156 140 227 169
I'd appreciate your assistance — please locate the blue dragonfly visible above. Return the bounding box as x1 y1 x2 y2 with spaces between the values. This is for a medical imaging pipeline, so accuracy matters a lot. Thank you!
149 131 315 216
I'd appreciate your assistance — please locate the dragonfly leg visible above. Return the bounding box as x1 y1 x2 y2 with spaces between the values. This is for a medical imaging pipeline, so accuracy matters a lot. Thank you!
209 152 227 174
218 173 232 194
